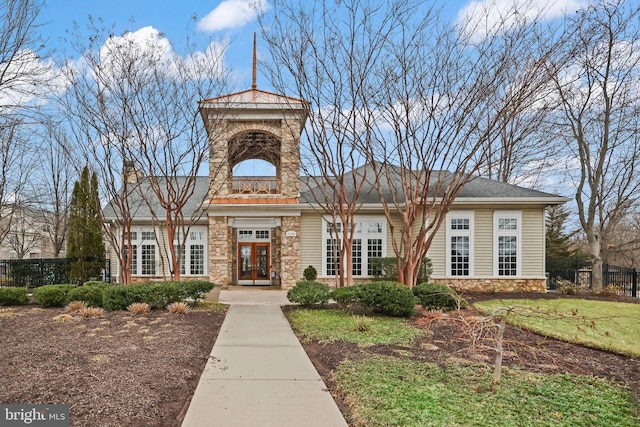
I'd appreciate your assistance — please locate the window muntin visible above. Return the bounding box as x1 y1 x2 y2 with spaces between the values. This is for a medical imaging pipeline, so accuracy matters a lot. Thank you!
446 212 474 277
124 226 207 277
141 244 156 275
367 238 383 276
352 239 362 276
494 212 521 277
450 235 470 276
190 244 205 275
322 216 386 277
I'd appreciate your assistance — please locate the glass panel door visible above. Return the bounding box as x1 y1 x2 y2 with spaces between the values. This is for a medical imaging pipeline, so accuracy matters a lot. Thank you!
255 244 269 280
238 243 270 283
239 244 253 281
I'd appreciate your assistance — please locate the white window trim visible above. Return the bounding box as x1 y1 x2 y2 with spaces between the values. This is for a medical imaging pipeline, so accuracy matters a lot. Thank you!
445 211 474 278
123 225 208 277
493 211 522 277
321 215 387 278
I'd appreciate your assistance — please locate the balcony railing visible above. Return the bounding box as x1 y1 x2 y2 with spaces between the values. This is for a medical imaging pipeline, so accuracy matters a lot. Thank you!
231 178 281 195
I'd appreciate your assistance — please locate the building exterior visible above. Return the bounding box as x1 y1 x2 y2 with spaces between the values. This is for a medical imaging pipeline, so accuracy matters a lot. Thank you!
103 86 567 293
0 205 62 260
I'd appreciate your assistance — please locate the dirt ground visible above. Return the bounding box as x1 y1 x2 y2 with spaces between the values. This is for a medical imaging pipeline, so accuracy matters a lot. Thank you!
0 306 224 427
297 293 640 424
0 293 637 426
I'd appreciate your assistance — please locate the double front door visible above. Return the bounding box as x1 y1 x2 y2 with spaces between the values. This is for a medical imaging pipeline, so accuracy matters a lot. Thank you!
238 242 270 284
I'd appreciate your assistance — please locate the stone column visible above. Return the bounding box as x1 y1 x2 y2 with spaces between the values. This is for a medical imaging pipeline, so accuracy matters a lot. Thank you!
208 216 231 287
280 216 301 289
208 121 230 199
280 119 300 198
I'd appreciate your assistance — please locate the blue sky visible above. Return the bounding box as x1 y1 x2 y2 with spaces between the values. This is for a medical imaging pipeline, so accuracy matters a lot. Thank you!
37 0 585 92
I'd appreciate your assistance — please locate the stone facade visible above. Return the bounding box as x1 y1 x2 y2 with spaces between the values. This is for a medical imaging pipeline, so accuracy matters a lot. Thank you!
208 216 232 286
279 216 301 289
437 278 547 293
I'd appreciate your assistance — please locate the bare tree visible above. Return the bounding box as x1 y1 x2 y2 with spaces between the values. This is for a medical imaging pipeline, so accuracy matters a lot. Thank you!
546 0 640 290
0 0 50 115
261 0 394 287
262 0 558 287
0 0 51 251
365 1 557 286
59 20 232 282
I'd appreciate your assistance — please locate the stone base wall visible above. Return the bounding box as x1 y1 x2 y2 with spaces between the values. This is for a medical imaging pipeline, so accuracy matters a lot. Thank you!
432 277 547 293
129 275 209 284
314 277 547 293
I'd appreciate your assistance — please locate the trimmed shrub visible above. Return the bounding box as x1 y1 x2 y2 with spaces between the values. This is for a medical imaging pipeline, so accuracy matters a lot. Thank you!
33 284 78 307
303 265 318 282
413 283 468 311
83 281 111 288
66 285 106 307
356 281 415 317
175 280 215 301
102 281 215 311
0 287 30 306
287 281 330 306
330 286 360 306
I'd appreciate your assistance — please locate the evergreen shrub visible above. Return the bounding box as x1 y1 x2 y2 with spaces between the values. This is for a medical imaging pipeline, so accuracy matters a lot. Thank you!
287 281 330 306
0 287 30 306
303 265 318 281
66 285 106 307
356 281 415 317
330 286 360 306
33 284 78 307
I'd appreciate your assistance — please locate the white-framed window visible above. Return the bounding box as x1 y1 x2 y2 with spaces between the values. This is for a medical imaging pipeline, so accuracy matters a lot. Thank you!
190 244 205 275
494 211 522 277
321 216 386 277
124 225 207 277
445 212 474 277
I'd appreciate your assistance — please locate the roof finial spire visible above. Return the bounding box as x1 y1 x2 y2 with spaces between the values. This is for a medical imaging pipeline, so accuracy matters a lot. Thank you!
252 32 257 90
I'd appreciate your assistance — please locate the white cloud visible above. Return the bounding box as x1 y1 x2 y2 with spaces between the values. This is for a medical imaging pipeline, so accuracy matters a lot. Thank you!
0 49 64 110
456 0 588 42
197 0 271 33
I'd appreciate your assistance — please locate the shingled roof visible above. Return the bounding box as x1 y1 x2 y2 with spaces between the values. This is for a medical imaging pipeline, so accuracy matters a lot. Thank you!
103 164 566 220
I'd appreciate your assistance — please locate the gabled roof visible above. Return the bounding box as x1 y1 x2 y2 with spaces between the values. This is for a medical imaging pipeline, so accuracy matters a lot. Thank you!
199 88 308 107
102 176 210 221
299 164 568 206
103 164 567 221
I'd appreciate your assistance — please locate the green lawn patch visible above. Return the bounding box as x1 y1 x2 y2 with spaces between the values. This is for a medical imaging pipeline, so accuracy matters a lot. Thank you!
474 299 640 356
336 355 639 427
285 308 423 346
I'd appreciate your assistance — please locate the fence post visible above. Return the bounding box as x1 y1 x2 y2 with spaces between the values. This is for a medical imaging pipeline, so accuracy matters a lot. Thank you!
633 269 637 298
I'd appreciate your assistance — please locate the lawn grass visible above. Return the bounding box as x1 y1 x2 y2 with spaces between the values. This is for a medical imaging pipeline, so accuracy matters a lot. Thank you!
336 355 639 427
473 299 640 356
286 308 424 346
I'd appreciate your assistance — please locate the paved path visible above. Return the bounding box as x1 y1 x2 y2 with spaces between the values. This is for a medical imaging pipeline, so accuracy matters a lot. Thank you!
182 288 348 427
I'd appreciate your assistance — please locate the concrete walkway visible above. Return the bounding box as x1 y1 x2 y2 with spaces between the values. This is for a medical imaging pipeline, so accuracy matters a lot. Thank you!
182 288 348 427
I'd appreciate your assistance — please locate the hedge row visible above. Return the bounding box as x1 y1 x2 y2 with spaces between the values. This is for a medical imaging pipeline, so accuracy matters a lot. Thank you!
287 280 415 317
286 280 468 317
4 280 216 310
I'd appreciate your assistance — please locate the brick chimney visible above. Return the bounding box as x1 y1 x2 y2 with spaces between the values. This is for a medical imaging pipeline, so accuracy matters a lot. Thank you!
122 160 141 185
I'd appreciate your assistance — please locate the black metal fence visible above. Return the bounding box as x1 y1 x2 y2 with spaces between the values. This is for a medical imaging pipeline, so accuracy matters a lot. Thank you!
546 258 638 298
0 258 111 288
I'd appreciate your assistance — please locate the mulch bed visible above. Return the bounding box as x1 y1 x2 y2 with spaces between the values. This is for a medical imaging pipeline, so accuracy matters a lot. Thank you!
0 306 224 427
296 293 640 425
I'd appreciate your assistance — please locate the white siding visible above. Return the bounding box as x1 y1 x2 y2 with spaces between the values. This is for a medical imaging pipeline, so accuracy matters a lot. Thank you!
522 208 545 277
299 213 322 277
